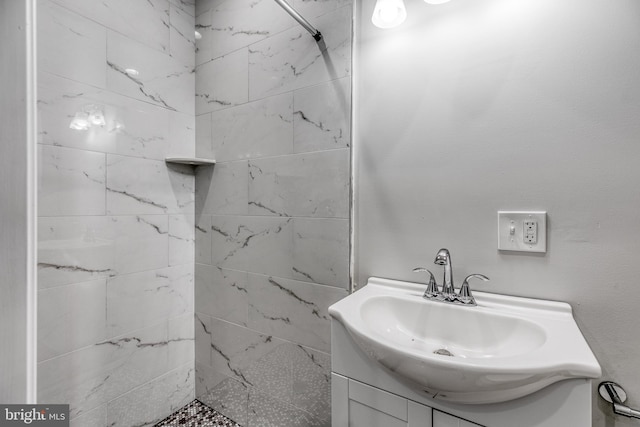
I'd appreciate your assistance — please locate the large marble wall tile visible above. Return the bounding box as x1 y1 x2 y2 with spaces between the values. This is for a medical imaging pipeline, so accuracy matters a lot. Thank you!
110 105 170 159
69 405 107 427
38 323 168 419
170 4 196 68
195 113 213 158
196 49 249 114
294 78 351 153
170 0 195 17
38 215 175 288
107 363 194 427
196 161 249 215
248 6 352 100
247 275 346 352
38 216 115 288
208 318 286 386
195 313 213 367
168 314 195 369
97 323 171 401
195 264 248 326
106 155 194 215
210 215 294 277
293 0 353 19
38 0 107 89
195 0 219 17
38 74 114 153
248 149 349 218
195 215 212 265
107 30 194 114
38 145 106 216
112 215 169 275
38 344 111 419
292 218 349 288
39 73 194 161
196 364 249 426
51 0 171 53
169 111 197 158
211 93 293 161
38 279 107 362
169 213 195 266
195 12 214 67
206 0 294 61
106 265 193 337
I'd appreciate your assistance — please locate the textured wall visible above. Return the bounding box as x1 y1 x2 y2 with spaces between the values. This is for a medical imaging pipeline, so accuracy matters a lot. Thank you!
194 0 352 425
353 0 640 426
36 0 196 425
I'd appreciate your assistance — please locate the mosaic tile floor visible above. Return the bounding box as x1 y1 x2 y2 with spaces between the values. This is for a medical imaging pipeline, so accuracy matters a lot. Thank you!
155 400 242 427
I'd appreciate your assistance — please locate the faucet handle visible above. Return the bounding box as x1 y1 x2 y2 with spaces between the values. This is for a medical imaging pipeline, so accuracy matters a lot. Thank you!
458 274 490 305
413 267 440 298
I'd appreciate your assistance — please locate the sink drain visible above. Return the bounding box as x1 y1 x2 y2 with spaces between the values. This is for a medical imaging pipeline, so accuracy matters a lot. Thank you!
433 348 454 357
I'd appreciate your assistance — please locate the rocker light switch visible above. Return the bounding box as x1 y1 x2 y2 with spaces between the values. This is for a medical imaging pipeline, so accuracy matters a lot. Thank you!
498 211 547 253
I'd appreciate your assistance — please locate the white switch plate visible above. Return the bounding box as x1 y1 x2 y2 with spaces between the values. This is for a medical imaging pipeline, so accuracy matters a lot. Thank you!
498 211 547 253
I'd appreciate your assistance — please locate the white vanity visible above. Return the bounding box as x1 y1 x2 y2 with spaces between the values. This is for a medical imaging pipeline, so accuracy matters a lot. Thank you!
329 277 601 427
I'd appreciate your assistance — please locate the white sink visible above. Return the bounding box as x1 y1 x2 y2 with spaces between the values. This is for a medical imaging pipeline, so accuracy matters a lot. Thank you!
329 277 601 404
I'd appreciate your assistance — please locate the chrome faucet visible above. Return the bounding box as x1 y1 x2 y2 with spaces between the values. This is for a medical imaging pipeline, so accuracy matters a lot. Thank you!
413 248 489 306
434 248 454 298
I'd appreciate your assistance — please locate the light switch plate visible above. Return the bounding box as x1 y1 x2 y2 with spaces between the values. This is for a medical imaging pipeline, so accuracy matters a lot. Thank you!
498 211 547 253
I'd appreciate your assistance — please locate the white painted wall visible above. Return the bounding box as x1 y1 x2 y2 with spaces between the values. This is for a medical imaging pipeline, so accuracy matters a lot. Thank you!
0 0 37 403
353 0 640 425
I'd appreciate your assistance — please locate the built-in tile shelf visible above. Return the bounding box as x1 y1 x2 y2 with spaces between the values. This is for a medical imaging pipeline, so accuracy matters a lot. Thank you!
165 157 216 167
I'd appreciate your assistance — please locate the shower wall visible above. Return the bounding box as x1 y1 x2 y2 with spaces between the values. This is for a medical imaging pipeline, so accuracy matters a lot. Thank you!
36 0 196 425
194 0 352 425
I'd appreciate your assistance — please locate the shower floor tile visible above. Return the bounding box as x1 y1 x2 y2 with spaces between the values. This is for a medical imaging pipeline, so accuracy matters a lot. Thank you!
155 399 242 427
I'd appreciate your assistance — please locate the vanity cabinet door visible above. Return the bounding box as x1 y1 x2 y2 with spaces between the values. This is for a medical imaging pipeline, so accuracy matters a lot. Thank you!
348 379 409 427
408 401 433 427
433 410 484 427
334 376 435 427
349 400 408 427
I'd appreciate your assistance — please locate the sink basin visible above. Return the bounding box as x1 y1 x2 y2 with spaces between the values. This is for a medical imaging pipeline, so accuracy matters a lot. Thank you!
329 277 601 404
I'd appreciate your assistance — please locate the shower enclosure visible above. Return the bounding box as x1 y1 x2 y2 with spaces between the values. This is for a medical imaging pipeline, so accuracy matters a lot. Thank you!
1 0 353 426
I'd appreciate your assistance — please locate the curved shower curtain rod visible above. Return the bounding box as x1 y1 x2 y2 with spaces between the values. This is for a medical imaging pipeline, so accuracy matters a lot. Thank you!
273 0 323 42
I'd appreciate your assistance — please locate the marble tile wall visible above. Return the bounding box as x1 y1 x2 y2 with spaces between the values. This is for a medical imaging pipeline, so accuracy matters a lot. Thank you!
36 0 196 425
194 0 352 425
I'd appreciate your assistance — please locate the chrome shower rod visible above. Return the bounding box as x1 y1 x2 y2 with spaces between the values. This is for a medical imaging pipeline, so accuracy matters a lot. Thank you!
273 0 323 41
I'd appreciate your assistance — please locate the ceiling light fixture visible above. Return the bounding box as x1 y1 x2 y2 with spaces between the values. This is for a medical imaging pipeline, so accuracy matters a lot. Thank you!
371 0 407 29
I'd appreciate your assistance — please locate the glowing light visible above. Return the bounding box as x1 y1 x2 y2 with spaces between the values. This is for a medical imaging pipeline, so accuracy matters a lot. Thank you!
88 110 106 126
372 0 407 29
69 112 90 130
69 105 106 131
